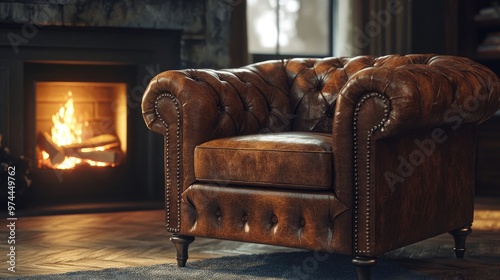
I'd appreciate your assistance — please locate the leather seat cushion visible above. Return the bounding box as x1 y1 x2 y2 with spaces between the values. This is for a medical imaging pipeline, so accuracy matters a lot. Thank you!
194 132 333 190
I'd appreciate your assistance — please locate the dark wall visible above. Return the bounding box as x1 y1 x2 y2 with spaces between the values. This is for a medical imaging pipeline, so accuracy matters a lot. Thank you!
412 0 451 54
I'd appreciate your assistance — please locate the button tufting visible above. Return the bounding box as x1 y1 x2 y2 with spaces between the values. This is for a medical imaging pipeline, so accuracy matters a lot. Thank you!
216 209 221 217
325 108 333 118
328 221 334 231
217 105 225 113
241 215 248 222
315 79 324 91
190 74 199 81
271 215 278 224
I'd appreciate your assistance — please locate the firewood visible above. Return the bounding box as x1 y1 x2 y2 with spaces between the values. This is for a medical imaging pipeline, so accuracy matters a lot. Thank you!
63 134 120 150
37 132 66 165
38 133 123 166
65 147 122 164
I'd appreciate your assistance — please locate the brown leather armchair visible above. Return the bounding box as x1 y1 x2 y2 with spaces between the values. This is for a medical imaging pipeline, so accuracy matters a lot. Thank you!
142 54 500 279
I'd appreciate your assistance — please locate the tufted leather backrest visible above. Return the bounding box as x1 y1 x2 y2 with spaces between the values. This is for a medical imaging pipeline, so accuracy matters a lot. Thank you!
227 54 446 134
283 57 364 132
145 54 495 138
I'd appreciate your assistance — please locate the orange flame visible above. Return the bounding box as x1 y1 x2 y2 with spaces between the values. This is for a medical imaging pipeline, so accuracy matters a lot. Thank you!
51 91 82 146
45 91 112 169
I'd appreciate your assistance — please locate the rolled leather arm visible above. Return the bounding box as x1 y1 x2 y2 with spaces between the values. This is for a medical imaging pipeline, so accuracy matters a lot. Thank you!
142 66 291 140
142 70 243 194
332 55 500 203
142 70 238 140
142 70 231 232
142 67 292 232
335 55 500 139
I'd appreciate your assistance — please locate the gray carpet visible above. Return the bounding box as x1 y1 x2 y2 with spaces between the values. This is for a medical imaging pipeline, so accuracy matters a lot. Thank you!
12 251 435 280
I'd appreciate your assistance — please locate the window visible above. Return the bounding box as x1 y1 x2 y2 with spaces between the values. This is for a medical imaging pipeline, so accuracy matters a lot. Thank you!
247 0 334 61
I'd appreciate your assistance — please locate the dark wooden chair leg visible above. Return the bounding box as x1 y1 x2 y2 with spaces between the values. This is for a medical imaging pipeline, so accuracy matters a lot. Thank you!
170 234 195 267
352 256 377 280
449 224 472 258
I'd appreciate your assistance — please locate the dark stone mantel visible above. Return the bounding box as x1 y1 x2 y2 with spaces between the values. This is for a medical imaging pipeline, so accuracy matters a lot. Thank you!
0 0 239 69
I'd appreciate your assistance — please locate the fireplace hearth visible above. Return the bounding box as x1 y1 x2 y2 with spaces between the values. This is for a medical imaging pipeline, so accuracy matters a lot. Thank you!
0 25 181 210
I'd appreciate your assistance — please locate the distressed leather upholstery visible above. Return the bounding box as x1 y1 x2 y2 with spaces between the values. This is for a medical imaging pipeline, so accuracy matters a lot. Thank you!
142 54 500 279
194 132 333 190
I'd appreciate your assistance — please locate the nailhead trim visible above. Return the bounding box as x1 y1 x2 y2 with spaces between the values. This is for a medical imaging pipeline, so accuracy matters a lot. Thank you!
155 93 182 233
353 93 389 254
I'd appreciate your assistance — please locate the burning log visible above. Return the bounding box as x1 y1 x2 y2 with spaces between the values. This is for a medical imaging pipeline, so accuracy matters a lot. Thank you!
65 148 122 164
38 133 123 167
63 134 121 150
37 91 125 169
37 132 66 166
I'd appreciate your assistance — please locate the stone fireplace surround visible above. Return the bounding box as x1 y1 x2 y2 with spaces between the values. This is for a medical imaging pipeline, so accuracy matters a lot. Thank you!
0 0 236 212
0 0 234 69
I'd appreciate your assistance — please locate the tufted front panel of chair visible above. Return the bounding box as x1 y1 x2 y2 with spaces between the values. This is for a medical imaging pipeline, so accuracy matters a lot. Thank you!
181 184 350 253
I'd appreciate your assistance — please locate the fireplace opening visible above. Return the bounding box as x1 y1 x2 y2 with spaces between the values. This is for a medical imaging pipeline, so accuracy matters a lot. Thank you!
35 82 127 170
22 62 144 209
1 25 181 214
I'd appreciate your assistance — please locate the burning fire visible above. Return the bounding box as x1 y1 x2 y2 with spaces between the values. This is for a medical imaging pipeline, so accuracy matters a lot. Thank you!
49 91 83 169
39 91 120 169
51 91 82 147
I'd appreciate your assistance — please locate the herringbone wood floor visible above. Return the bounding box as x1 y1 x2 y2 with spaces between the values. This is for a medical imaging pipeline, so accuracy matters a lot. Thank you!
1 197 499 279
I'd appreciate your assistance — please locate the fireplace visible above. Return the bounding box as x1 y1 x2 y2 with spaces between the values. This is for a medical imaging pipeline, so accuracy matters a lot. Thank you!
36 81 127 169
0 25 181 211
